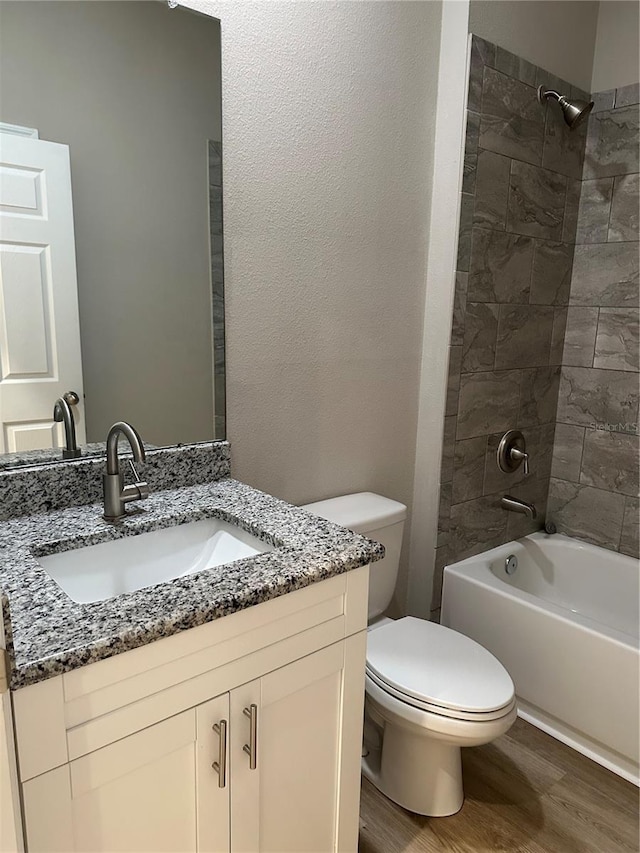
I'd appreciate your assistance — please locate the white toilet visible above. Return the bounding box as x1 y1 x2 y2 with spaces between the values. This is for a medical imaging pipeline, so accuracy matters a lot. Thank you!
302 492 517 817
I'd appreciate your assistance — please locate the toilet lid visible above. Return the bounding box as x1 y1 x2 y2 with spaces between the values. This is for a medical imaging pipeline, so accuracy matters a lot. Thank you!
366 617 514 714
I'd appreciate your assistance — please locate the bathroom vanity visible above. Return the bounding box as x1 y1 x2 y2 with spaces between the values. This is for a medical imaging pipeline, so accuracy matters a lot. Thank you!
0 444 382 853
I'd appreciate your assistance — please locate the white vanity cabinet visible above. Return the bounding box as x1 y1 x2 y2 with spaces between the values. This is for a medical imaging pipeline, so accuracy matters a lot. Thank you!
11 567 369 853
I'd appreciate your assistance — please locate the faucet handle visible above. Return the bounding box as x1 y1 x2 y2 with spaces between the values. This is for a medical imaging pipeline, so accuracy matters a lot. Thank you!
497 430 531 476
510 447 530 476
124 460 149 502
127 460 149 495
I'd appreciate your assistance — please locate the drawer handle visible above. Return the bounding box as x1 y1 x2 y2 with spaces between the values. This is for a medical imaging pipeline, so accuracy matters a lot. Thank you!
243 704 258 770
212 719 227 788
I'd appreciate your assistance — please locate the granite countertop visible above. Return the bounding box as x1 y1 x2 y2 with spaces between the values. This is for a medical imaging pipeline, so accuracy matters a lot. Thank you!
0 478 384 690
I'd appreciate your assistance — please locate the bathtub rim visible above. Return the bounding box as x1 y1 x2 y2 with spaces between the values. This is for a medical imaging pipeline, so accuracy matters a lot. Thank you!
443 532 638 647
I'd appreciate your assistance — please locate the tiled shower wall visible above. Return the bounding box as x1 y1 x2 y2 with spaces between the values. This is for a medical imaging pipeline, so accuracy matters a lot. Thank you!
549 84 639 559
433 37 639 615
433 36 588 612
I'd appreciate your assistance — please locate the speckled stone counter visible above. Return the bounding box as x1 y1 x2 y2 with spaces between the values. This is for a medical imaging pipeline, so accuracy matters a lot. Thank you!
0 477 383 690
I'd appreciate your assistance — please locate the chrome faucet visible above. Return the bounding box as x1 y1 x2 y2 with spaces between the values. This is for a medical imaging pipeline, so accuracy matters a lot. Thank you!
501 495 537 519
103 422 149 521
53 392 81 459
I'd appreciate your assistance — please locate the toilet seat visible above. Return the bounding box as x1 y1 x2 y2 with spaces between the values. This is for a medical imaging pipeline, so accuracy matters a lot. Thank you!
366 617 515 720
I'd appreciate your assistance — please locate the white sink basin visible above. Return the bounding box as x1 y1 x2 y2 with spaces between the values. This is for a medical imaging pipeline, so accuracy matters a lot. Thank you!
38 518 274 604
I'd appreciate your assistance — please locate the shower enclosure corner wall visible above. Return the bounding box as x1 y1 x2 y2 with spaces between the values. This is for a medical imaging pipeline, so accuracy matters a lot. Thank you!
432 35 639 616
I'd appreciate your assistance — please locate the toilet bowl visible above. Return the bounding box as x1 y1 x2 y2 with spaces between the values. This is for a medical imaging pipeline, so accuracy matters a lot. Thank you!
302 493 516 816
363 616 516 815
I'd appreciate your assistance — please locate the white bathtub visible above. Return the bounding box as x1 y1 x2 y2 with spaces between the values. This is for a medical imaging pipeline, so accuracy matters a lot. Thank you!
441 532 639 784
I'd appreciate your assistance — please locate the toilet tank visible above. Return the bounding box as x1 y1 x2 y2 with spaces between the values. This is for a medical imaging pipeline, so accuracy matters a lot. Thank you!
301 492 407 620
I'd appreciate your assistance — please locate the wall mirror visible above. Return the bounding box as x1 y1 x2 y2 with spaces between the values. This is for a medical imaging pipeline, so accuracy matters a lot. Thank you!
0 0 224 468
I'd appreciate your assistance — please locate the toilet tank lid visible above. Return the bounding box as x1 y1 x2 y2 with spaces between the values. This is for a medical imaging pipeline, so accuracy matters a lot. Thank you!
301 492 407 532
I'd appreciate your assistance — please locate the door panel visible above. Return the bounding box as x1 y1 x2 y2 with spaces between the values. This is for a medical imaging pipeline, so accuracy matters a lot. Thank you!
69 710 197 852
231 643 346 853
0 133 85 452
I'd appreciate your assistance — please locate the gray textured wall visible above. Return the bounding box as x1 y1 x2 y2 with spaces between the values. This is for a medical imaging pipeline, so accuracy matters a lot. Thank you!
468 1 599 92
0 2 221 446
549 83 639 558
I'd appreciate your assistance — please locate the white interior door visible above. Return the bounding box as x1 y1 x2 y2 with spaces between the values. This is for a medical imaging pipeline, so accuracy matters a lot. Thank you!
0 132 85 453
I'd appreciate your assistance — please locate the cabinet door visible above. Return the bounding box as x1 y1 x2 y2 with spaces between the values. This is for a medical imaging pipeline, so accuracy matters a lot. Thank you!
23 705 230 853
231 635 366 853
197 693 231 853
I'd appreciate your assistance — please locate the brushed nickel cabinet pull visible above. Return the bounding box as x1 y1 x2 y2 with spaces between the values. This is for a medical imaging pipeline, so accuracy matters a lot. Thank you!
242 704 258 770
212 719 227 788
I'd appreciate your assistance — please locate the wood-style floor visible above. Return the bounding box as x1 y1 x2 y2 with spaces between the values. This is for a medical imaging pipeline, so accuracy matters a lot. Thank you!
358 718 639 853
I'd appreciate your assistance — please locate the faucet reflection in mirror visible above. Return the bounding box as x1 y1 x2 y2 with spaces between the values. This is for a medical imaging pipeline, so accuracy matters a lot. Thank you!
53 392 81 460
0 2 224 466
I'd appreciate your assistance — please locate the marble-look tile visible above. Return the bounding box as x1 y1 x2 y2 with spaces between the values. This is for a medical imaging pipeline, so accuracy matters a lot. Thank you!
551 423 585 482
507 161 567 240
550 308 568 365
594 308 640 372
463 153 478 196
479 67 545 165
591 89 615 113
620 496 640 558
457 371 520 439
445 346 463 416
616 83 640 108
462 303 499 372
562 307 598 366
575 178 614 244
535 68 572 98
557 366 640 432
449 494 509 561
518 366 561 426
608 173 639 242
580 429 639 497
542 104 588 179
562 178 581 242
569 84 591 103
463 111 481 194
495 304 554 369
570 242 639 307
441 416 457 483
451 272 468 347
536 421 556 482
451 436 486 504
466 109 481 153
547 478 626 551
506 476 548 539
468 35 496 113
457 193 474 271
437 482 452 547
473 149 511 230
468 228 534 303
583 105 639 179
432 545 450 610
529 240 573 304
494 46 537 87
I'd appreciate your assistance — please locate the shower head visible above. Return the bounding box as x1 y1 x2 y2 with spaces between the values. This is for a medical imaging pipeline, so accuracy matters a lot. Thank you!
537 85 594 129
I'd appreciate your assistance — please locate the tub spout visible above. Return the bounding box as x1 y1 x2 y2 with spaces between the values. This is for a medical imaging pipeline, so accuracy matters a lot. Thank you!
501 495 537 519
